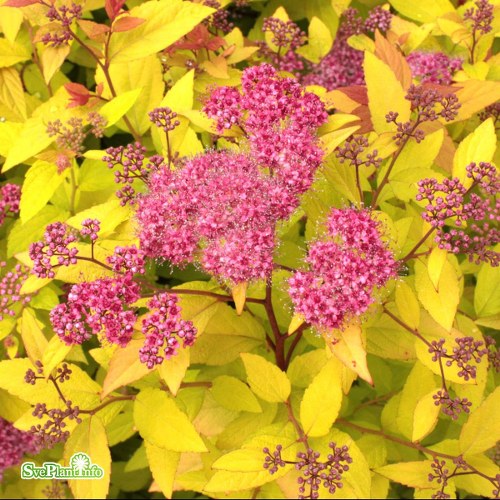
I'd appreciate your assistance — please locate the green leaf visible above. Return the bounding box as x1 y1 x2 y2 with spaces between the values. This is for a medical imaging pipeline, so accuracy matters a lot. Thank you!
144 441 179 499
241 353 291 403
364 51 411 134
374 461 435 488
415 259 461 332
300 358 342 437
64 417 111 499
108 0 214 63
459 387 500 456
452 118 496 189
134 387 207 452
99 88 142 127
19 160 64 223
474 260 500 317
395 282 420 330
210 376 262 413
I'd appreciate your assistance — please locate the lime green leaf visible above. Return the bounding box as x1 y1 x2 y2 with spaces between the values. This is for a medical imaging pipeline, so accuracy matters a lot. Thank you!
134 387 207 452
364 51 411 134
64 417 111 499
19 160 64 223
287 349 328 388
427 247 448 290
460 387 500 456
241 353 291 403
300 358 342 437
474 255 500 317
395 282 421 330
102 339 149 398
388 0 454 23
454 454 500 497
108 0 214 63
415 259 461 332
231 281 247 316
20 308 48 366
452 118 496 189
99 88 142 127
0 389 30 422
42 335 72 378
374 461 435 488
210 376 262 413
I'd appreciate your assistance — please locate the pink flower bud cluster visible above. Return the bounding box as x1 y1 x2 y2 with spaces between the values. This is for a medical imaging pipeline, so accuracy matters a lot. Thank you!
103 142 149 205
41 3 82 47
203 0 233 33
136 150 288 283
0 417 40 481
336 135 382 169
29 222 79 278
0 183 21 225
50 275 140 346
289 208 398 330
463 0 494 35
139 293 197 368
0 262 34 321
204 64 327 196
107 245 145 276
302 6 392 90
148 107 180 133
407 51 462 85
80 218 100 241
416 162 499 265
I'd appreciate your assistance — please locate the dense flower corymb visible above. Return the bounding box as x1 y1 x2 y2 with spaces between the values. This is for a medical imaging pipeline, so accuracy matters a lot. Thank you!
0 183 21 225
289 208 398 330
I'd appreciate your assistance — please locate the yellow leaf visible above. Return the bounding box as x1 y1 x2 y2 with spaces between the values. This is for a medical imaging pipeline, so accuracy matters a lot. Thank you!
20 308 48 366
0 6 23 42
388 0 454 23
99 88 142 127
42 335 71 378
325 322 373 384
346 33 375 52
460 387 500 456
19 160 64 223
156 347 190 396
452 118 496 188
41 45 70 84
364 51 411 134
0 38 30 67
144 441 179 499
300 358 342 437
241 353 291 403
64 417 111 499
296 16 333 63
474 260 500 318
0 67 27 120
412 390 441 441
232 281 247 316
321 125 360 157
134 388 207 452
415 259 460 332
395 282 420 330
101 339 149 398
450 80 500 123
428 247 448 290
108 0 214 63
210 375 262 413
288 313 305 335
374 461 436 489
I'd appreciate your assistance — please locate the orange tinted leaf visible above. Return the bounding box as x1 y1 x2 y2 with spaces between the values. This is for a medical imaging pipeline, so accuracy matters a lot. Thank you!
374 30 412 90
112 16 146 33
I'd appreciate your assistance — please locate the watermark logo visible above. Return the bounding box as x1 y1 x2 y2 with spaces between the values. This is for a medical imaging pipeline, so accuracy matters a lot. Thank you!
21 452 104 480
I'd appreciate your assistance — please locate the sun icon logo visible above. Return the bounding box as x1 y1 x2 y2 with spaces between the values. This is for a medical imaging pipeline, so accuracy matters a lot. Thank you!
70 453 91 475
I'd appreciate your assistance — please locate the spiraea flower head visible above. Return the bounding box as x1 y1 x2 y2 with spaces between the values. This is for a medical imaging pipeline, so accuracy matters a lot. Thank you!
407 52 463 85
139 293 196 368
289 208 398 330
0 262 34 321
0 183 21 225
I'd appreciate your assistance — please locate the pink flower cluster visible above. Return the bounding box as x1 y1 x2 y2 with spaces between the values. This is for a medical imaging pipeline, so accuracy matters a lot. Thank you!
107 245 145 276
137 150 284 283
302 6 392 90
50 275 140 346
289 208 398 330
407 51 462 85
0 183 21 225
0 417 40 481
416 162 499 265
41 2 82 47
139 293 197 368
463 0 494 35
29 222 79 278
0 262 34 321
